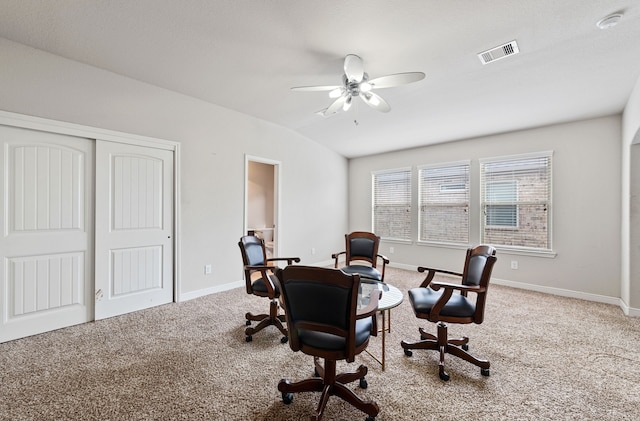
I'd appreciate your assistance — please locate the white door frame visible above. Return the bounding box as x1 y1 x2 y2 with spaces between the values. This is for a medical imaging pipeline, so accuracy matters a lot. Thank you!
244 155 280 257
0 110 182 308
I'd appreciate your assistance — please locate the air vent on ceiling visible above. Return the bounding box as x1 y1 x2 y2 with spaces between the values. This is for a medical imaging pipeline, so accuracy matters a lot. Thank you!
478 40 519 65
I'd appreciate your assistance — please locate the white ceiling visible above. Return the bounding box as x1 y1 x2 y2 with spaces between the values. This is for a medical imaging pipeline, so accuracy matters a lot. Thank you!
1 0 639 158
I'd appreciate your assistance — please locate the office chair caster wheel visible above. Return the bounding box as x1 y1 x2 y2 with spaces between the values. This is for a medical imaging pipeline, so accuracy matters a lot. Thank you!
481 368 490 376
365 416 375 421
282 392 293 405
439 371 450 381
245 320 251 326
403 349 413 357
280 336 288 344
462 344 469 351
359 377 368 389
245 335 252 342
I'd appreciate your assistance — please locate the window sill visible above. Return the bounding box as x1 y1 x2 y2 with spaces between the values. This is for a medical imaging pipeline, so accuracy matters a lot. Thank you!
380 238 412 245
416 241 557 258
416 241 469 250
494 247 556 258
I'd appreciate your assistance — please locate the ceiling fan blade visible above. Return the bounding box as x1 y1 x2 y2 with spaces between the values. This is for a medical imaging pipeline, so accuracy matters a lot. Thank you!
361 92 391 113
291 85 341 92
368 72 426 89
344 54 364 83
323 94 349 116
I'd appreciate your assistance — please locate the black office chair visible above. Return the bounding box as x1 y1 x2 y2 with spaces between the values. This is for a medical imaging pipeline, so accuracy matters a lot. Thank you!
277 265 381 421
332 231 389 282
238 235 300 343
401 245 497 381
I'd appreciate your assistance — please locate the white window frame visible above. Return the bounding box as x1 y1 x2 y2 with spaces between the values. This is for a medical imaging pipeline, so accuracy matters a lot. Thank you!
418 160 470 245
372 167 412 242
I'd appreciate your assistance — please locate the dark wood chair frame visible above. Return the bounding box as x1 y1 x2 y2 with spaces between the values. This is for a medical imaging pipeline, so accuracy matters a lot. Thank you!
277 266 381 421
331 231 390 282
238 235 300 343
400 245 497 381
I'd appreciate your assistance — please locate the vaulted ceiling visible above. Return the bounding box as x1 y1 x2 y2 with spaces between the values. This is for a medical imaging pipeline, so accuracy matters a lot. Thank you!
1 1 639 158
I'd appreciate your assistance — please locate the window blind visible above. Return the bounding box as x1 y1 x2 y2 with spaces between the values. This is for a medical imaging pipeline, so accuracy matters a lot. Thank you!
372 168 411 241
418 161 469 244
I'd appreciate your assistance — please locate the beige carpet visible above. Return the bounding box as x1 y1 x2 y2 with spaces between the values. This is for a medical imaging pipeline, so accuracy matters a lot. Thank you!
1 267 639 420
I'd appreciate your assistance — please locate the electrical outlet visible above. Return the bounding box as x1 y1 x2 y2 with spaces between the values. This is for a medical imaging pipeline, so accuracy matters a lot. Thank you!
204 264 212 274
389 247 395 254
510 260 518 270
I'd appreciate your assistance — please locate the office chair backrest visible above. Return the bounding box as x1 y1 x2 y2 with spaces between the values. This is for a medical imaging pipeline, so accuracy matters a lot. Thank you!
240 235 266 266
278 265 361 361
462 245 497 323
239 235 269 294
463 245 496 287
346 231 380 267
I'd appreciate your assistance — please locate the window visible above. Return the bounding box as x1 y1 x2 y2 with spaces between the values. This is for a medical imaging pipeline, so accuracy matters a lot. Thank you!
372 168 411 241
485 181 518 227
480 152 552 251
418 161 469 244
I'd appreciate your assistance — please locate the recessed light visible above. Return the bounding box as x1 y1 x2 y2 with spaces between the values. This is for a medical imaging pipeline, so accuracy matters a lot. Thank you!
597 13 623 29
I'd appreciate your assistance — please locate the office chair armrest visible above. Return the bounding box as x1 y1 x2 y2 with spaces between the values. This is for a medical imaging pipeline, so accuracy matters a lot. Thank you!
266 257 301 265
246 264 275 272
357 289 381 337
376 254 390 281
246 265 279 297
428 282 486 319
417 266 463 287
331 251 346 268
429 281 486 294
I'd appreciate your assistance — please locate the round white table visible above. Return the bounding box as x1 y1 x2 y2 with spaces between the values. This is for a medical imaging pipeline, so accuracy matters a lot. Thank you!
358 281 404 370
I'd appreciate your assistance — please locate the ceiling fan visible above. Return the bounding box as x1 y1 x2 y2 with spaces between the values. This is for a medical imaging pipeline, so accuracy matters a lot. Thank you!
291 54 425 117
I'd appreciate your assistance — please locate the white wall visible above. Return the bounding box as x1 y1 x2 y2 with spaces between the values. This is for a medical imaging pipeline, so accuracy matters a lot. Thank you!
0 38 348 297
622 74 640 312
349 116 622 300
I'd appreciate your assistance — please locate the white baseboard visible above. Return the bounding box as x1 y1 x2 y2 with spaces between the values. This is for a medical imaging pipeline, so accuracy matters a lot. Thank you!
307 258 337 268
178 265 640 317
491 277 620 306
388 263 640 317
388 262 418 271
178 280 244 302
618 299 640 317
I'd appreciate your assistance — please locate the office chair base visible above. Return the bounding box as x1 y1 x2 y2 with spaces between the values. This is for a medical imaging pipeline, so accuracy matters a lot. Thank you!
244 299 288 343
401 322 490 381
278 358 379 421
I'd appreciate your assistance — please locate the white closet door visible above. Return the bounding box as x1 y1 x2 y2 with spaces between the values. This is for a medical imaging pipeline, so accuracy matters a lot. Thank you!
0 126 93 343
95 140 173 320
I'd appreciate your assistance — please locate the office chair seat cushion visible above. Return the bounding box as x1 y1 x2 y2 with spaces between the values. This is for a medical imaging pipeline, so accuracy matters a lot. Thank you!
341 265 382 282
251 274 280 296
409 287 476 318
298 318 373 351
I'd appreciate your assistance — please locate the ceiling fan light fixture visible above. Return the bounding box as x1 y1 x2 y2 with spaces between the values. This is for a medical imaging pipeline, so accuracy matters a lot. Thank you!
292 54 425 117
360 82 372 93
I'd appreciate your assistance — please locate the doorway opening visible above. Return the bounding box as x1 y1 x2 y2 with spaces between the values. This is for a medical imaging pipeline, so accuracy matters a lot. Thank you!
245 156 280 258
